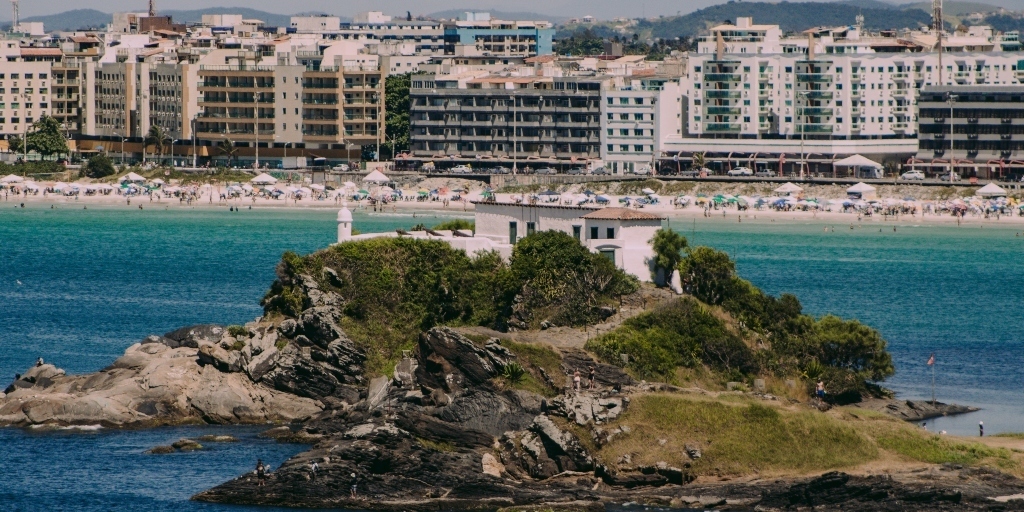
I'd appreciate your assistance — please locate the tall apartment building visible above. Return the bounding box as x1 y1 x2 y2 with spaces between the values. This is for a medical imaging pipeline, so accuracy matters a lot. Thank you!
665 17 1024 174
443 13 554 58
409 73 604 164
91 61 199 142
196 52 383 161
916 86 1024 175
0 41 59 147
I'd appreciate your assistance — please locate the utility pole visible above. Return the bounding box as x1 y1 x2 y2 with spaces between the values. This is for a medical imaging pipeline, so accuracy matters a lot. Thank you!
797 90 807 179
254 91 260 170
510 93 517 174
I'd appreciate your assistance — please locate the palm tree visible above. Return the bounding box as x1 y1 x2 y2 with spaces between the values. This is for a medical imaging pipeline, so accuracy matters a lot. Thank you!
691 151 706 172
217 139 238 168
145 126 171 165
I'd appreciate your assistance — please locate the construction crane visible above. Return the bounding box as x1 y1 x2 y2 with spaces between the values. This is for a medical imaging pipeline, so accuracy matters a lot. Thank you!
10 0 18 33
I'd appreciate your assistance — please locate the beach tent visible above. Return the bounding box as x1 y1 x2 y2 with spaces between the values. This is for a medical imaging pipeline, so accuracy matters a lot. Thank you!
773 182 803 196
251 173 277 185
1 173 24 184
363 170 390 184
846 182 877 200
834 154 884 179
976 183 1007 198
120 172 146 183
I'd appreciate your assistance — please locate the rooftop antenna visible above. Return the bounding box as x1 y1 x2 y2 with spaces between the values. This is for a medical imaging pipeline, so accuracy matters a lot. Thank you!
855 14 864 32
10 0 18 32
149 0 156 17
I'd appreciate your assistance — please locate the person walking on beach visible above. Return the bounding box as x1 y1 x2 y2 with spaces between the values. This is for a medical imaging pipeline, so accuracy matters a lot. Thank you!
815 380 826 401
256 459 267 487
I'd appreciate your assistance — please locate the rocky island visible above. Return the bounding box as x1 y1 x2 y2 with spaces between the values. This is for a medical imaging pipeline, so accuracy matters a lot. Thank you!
3 231 1021 510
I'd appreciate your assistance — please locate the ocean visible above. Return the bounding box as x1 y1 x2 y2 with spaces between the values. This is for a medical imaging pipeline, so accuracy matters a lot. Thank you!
1 204 1022 510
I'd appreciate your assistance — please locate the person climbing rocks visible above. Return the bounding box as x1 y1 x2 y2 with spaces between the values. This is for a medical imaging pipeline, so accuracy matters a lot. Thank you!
256 460 267 487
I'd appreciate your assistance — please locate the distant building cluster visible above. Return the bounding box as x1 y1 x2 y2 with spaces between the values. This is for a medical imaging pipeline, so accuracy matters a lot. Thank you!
1 7 1023 175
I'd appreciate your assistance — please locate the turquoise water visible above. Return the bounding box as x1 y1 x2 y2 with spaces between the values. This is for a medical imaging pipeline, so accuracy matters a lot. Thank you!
0 204 463 512
1 205 1022 510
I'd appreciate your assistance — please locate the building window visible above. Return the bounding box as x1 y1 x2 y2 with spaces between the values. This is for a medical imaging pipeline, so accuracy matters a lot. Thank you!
600 249 615 262
509 222 517 244
572 225 581 241
606 227 615 239
526 222 535 236
590 226 598 240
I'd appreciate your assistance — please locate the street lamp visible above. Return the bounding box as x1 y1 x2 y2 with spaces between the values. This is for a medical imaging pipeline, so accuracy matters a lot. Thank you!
797 90 808 179
947 91 956 182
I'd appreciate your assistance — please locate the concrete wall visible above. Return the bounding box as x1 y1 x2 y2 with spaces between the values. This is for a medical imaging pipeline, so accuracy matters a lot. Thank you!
474 202 595 244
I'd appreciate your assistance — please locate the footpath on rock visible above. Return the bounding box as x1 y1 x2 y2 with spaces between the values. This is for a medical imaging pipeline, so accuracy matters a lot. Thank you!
3 233 1021 511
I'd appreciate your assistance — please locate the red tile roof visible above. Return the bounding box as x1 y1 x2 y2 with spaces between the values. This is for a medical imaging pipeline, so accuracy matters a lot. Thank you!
581 207 664 221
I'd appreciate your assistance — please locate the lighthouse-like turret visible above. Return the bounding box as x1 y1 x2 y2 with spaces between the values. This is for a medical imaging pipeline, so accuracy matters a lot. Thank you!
337 206 353 243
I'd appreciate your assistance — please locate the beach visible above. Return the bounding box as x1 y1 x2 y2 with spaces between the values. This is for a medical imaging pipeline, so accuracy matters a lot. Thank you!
4 177 1024 228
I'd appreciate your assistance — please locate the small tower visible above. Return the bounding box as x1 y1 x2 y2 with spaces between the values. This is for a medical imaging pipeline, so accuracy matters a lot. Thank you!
337 206 353 243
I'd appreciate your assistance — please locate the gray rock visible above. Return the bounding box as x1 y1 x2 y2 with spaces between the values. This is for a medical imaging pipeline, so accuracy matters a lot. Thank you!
685 443 702 460
551 394 626 426
198 344 243 373
164 324 224 349
530 414 593 472
393 356 418 388
366 376 390 410
278 319 297 338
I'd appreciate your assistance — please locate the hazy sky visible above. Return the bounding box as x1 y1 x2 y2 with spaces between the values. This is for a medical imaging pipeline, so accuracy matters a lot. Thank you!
13 0 1022 20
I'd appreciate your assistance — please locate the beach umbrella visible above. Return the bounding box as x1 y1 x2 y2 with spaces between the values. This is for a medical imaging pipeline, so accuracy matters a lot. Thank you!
596 194 610 203
641 187 656 195
120 172 146 183
358 189 370 195
52 182 68 190
310 184 326 191
251 173 277 185
539 189 559 196
1 174 24 184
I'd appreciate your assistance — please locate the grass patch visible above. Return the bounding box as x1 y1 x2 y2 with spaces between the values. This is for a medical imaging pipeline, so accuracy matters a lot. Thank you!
993 433 1024 440
229 339 246 351
461 333 492 346
600 394 877 477
501 340 565 389
418 438 456 452
275 338 288 351
872 426 1016 468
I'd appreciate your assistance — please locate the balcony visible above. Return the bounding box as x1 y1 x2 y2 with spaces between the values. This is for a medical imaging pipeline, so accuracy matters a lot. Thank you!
705 122 741 132
803 91 833 100
851 90 862 97
796 73 833 83
892 72 909 81
303 98 340 105
797 124 834 133
800 107 833 116
850 73 862 81
704 73 742 82
758 73 770 81
704 90 741 99
705 106 741 115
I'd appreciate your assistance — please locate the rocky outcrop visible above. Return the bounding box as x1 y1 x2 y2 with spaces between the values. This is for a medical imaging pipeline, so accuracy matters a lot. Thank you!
0 339 321 427
858 397 980 422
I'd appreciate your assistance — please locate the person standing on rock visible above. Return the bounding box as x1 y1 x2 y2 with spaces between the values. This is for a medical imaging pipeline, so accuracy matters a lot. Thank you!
350 472 359 498
309 460 319 483
588 366 596 390
980 421 984 437
572 370 581 394
256 460 266 488
815 380 826 401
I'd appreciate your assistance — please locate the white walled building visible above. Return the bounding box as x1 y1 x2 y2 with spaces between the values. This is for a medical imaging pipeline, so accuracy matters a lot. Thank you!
338 202 664 282
600 78 682 174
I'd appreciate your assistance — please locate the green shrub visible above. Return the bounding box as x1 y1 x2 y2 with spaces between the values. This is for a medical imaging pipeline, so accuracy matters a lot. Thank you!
227 325 249 338
83 154 116 179
432 219 475 232
501 362 527 384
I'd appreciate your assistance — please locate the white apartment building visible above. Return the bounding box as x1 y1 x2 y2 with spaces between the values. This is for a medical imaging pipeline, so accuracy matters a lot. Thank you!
666 17 1024 174
0 41 57 145
600 78 682 174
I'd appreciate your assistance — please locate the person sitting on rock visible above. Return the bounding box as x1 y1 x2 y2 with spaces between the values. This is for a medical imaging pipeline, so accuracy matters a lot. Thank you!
35 357 44 367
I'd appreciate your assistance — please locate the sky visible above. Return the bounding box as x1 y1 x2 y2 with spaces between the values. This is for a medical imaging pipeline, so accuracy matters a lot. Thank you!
11 0 1022 21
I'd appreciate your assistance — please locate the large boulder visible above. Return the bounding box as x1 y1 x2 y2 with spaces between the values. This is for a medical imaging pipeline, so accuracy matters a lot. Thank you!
550 394 627 426
163 324 225 349
415 327 508 393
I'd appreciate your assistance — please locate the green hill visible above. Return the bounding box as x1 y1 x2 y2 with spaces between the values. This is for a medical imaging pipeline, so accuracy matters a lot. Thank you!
18 9 110 31
638 2 933 39
15 7 295 32
900 1 1007 16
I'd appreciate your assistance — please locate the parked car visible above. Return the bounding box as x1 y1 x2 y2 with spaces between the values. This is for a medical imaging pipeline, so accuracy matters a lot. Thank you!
591 167 610 175
450 165 473 174
679 169 700 177
727 167 754 177
566 167 587 175
535 167 558 175
900 170 925 181
332 164 350 172
938 172 962 182
754 169 775 178
491 166 511 174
